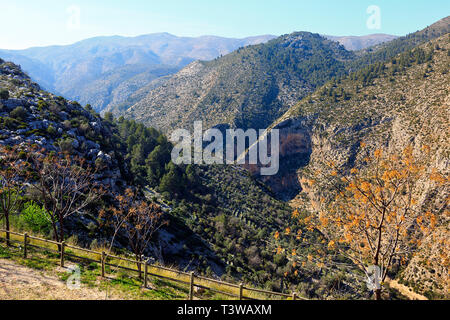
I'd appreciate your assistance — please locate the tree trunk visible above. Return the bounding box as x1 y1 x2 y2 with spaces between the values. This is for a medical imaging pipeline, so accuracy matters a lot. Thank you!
373 245 382 300
5 213 10 246
137 258 142 279
58 214 65 244
51 221 59 242
375 289 381 300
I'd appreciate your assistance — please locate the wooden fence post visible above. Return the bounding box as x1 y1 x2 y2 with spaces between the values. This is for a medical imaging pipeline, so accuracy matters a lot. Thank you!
239 283 244 300
60 241 65 267
101 251 106 278
23 233 28 259
189 272 195 300
143 260 148 288
292 292 297 300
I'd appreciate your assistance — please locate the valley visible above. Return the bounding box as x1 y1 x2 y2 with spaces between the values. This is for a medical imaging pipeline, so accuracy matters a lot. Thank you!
0 12 449 301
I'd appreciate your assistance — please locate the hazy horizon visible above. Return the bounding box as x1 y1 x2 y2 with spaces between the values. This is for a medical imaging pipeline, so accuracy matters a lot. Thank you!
0 31 403 52
1 0 449 50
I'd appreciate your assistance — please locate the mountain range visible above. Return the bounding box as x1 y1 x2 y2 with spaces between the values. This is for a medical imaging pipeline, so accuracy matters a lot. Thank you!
110 18 449 134
0 33 396 113
112 32 355 132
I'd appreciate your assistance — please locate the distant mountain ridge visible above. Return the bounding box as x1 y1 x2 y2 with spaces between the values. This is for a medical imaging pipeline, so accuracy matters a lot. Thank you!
109 16 449 134
0 32 397 113
325 34 398 51
0 33 276 112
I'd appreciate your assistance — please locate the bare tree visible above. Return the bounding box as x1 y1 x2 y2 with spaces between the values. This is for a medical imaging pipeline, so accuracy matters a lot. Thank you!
126 200 167 277
30 149 103 243
99 188 136 253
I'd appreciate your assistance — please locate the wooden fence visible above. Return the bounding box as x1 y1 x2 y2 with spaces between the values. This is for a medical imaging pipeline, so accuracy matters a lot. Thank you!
0 229 307 300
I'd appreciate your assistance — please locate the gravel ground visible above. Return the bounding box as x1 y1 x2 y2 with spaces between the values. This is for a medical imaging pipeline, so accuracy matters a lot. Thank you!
0 258 120 300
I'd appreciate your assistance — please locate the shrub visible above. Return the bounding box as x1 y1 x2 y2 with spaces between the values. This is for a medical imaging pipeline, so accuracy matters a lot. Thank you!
0 88 9 100
10 106 27 120
18 201 52 235
58 138 74 154
0 116 20 130
37 100 48 111
46 126 57 136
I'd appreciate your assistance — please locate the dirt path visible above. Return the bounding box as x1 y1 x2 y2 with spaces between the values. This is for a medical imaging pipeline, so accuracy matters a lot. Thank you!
0 258 120 300
387 278 428 300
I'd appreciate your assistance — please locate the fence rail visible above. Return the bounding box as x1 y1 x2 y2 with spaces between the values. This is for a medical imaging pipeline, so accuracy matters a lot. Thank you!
0 229 307 300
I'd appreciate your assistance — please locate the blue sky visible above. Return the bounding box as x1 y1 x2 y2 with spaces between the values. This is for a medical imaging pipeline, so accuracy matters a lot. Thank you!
1 0 449 49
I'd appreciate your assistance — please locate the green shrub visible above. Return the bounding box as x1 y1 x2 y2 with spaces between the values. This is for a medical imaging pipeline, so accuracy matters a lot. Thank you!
18 201 52 235
10 106 27 120
0 88 9 100
46 126 57 136
37 100 48 111
58 138 74 153
0 116 20 130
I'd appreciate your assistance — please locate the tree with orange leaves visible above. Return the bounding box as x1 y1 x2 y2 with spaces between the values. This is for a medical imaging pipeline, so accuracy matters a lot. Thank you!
293 144 446 300
100 188 167 277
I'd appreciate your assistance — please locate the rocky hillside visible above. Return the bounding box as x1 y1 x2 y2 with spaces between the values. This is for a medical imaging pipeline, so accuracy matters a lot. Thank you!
0 58 230 273
0 59 125 190
350 16 450 69
111 32 355 133
265 34 449 297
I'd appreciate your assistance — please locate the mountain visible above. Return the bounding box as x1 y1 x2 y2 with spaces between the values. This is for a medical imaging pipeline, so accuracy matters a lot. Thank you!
325 34 398 51
109 17 449 135
0 33 399 115
264 33 449 297
111 32 355 132
0 33 277 112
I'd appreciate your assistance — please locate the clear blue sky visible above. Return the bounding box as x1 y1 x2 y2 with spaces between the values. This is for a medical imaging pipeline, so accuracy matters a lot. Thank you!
1 0 449 49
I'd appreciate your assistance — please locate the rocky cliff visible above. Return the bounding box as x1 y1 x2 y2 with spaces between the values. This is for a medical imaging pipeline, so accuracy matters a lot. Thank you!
265 34 449 297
